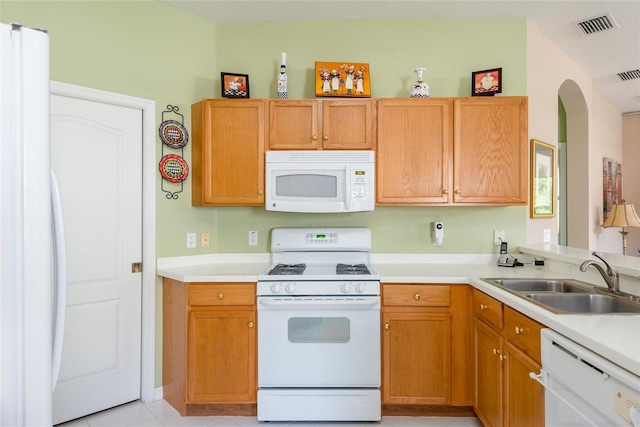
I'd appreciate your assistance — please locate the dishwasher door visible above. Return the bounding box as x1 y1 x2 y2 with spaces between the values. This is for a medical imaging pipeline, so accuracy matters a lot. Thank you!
532 329 640 427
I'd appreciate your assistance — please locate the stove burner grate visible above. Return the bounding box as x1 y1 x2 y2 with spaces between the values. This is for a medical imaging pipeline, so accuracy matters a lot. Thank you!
336 263 370 275
268 263 307 275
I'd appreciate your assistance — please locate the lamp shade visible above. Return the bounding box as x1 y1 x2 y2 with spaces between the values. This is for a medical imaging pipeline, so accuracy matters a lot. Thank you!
602 201 640 228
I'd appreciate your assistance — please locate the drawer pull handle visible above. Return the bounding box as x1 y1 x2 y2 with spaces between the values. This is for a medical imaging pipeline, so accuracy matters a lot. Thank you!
248 322 254 328
515 326 524 334
414 293 421 300
384 323 390 330
217 293 224 300
480 303 488 310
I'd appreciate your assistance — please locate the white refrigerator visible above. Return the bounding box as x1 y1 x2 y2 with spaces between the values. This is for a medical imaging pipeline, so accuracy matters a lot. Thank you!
0 23 67 427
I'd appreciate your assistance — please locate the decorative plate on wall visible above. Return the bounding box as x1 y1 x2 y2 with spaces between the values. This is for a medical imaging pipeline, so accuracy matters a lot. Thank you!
159 154 189 183
158 119 189 148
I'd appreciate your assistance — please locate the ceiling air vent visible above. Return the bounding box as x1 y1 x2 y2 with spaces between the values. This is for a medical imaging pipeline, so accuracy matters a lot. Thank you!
617 70 640 81
575 13 618 35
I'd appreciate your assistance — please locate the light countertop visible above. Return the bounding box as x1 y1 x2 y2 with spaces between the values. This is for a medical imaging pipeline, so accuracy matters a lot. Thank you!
157 250 640 379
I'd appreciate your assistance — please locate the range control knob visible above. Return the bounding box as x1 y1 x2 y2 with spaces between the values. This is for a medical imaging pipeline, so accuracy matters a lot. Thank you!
271 283 282 294
341 282 353 293
356 283 368 293
285 283 296 294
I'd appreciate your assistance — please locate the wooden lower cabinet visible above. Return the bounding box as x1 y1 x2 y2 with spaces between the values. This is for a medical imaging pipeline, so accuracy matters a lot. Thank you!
381 284 475 416
473 290 544 427
163 279 257 416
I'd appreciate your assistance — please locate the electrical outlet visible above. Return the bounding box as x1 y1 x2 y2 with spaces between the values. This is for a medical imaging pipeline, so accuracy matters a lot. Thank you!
187 232 196 249
493 230 506 246
248 230 258 246
201 232 210 248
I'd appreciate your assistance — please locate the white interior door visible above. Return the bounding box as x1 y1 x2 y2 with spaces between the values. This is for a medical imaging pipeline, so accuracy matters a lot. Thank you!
51 94 142 425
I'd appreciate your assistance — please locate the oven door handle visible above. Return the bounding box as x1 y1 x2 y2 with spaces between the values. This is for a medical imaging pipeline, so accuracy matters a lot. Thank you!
258 297 380 310
529 370 600 427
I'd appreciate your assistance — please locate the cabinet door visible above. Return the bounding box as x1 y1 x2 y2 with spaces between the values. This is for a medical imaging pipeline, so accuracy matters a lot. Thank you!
474 318 503 427
192 99 266 206
321 99 373 149
269 100 319 149
187 309 256 403
453 97 527 204
382 312 451 404
377 99 452 204
503 342 544 427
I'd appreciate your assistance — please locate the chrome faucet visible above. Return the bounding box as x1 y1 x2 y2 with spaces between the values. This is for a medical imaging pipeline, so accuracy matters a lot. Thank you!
579 252 620 293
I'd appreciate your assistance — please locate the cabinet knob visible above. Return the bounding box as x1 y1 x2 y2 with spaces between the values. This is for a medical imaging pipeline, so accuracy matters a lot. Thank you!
257 190 263 195
384 323 390 330
499 354 507 361
248 322 254 328
217 293 224 300
492 348 501 355
322 135 329 141
455 189 461 195
311 135 318 141
515 326 524 334
442 189 449 195
480 303 488 310
413 293 421 300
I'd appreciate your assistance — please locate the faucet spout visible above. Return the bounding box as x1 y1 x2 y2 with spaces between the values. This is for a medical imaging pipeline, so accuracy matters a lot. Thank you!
579 252 619 293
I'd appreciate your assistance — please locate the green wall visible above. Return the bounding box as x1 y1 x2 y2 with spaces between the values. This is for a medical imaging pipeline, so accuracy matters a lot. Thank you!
2 1 529 387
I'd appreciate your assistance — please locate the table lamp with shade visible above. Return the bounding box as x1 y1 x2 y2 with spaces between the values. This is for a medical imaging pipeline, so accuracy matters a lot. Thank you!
602 199 640 255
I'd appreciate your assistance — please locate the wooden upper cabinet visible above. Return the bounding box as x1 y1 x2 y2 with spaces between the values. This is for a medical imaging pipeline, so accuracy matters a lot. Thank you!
268 99 373 150
376 98 453 204
453 96 528 204
191 99 266 206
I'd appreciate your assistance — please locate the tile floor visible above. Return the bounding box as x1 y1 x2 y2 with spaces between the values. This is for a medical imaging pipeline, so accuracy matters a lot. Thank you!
57 400 484 427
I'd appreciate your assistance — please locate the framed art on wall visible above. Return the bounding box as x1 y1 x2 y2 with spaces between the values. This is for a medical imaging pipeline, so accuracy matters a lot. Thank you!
530 139 555 218
315 61 371 97
221 72 250 98
471 67 502 96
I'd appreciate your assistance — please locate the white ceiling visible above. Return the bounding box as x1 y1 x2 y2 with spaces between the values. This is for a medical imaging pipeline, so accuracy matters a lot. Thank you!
160 0 640 114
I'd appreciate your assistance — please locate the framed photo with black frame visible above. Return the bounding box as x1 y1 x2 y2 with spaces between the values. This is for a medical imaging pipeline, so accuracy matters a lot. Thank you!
221 72 250 98
471 67 502 96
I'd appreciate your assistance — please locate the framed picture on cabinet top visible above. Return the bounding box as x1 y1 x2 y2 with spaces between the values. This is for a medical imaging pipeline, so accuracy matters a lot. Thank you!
315 61 371 97
471 67 502 96
221 72 250 98
530 139 556 218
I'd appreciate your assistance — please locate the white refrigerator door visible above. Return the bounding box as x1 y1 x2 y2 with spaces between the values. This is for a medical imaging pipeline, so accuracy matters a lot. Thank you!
0 23 53 427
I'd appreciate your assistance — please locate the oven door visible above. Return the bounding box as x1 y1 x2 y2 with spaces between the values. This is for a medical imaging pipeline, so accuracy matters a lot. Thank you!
257 296 380 387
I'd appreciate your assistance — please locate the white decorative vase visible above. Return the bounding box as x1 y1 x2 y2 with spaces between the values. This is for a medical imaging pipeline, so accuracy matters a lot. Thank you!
410 67 430 98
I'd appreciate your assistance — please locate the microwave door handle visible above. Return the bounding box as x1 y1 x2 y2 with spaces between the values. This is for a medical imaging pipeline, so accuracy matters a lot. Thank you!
345 164 351 211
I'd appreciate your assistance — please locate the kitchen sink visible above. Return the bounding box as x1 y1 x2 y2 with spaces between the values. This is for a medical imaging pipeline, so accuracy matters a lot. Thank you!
525 293 640 314
481 277 640 315
482 278 594 293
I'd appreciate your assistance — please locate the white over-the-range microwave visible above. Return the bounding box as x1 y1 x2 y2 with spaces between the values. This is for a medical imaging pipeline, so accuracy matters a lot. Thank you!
265 150 375 213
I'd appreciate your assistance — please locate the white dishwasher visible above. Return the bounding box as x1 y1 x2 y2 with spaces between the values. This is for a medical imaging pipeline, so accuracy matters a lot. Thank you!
531 329 640 427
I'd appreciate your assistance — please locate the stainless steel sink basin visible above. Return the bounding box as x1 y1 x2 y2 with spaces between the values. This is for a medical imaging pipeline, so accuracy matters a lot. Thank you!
525 293 640 314
483 278 593 293
481 277 640 315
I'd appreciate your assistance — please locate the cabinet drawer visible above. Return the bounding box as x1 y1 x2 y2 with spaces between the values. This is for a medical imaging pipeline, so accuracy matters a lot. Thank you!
188 283 255 306
503 306 543 364
473 290 503 330
383 284 450 307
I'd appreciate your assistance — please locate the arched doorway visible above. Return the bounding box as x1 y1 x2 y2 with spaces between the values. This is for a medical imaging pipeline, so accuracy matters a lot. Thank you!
558 80 589 249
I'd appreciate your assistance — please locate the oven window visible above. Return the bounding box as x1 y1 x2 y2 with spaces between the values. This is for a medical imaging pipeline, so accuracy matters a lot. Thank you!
288 317 350 343
275 174 337 198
